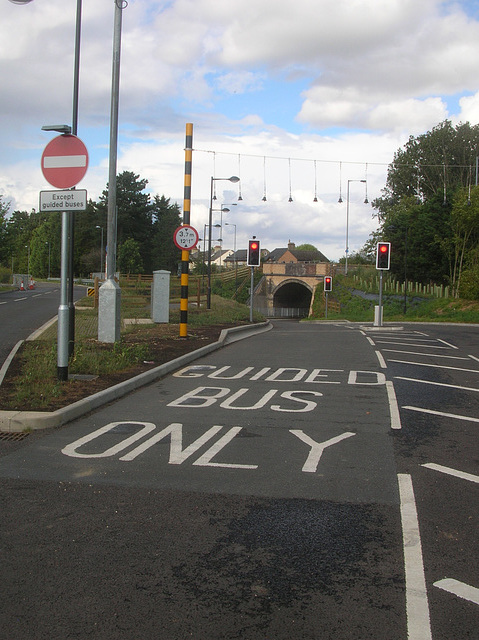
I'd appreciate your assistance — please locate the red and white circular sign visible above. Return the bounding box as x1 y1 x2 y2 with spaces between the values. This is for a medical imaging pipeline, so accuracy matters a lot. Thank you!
173 224 199 250
41 134 89 189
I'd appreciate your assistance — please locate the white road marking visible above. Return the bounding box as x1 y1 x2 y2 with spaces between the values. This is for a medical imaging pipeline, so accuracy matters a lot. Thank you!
470 355 479 363
14 297 27 302
437 339 458 349
395 376 479 394
382 349 469 360
398 474 432 640
289 430 355 473
386 381 401 429
375 350 387 368
434 579 479 605
389 360 479 374
403 406 479 423
377 341 451 349
422 463 479 484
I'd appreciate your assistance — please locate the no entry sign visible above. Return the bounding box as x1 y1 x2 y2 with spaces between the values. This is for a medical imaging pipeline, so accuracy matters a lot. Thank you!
41 134 89 189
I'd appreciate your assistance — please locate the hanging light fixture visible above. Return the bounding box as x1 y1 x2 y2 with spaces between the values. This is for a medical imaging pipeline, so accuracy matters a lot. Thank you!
262 156 267 201
212 152 217 200
237 154 243 201
313 160 318 202
364 163 369 204
288 158 293 202
338 161 343 203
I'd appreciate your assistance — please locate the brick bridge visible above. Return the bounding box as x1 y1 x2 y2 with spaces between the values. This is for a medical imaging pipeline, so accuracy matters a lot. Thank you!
254 261 331 317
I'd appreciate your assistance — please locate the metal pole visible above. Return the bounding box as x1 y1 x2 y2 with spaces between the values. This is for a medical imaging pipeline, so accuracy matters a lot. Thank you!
106 1 122 280
98 0 124 343
325 292 328 319
207 176 213 309
378 270 383 327
180 123 193 337
345 181 350 275
249 266 254 323
68 0 82 358
57 211 69 380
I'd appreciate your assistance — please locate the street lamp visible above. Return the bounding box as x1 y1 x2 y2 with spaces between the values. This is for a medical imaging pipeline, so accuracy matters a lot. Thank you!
24 244 30 277
207 176 240 308
45 241 51 279
345 179 367 275
225 222 237 291
96 225 104 277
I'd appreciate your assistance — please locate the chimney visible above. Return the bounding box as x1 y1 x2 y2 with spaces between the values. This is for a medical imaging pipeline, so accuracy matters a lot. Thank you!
288 240 295 251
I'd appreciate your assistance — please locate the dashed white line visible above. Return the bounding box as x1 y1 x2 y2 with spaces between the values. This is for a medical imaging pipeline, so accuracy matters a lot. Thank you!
434 579 479 605
422 463 479 484
375 350 387 368
386 381 401 429
398 473 432 640
403 406 479 423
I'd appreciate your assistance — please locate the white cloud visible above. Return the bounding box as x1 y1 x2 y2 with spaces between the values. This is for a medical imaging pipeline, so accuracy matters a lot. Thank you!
2 0 479 261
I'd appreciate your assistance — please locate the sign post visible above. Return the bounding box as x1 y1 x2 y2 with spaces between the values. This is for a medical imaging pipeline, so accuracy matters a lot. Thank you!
41 134 88 381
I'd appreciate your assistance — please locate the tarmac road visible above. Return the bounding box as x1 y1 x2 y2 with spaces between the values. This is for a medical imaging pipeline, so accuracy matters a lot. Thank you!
0 319 478 639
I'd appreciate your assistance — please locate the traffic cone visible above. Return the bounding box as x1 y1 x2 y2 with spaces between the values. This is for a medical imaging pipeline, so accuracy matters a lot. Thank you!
29 278 35 290
20 280 25 291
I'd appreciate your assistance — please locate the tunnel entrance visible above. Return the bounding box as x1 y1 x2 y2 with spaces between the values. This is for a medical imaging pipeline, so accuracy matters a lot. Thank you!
272 281 312 317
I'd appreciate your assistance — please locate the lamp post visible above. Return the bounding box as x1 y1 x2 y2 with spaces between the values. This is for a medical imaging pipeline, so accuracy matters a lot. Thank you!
225 222 237 291
25 244 30 277
45 241 51 279
345 179 367 276
96 225 104 277
207 176 240 308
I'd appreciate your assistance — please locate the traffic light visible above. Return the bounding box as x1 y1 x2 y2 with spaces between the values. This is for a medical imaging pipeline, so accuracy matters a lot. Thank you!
247 239 261 267
324 276 332 292
376 242 391 270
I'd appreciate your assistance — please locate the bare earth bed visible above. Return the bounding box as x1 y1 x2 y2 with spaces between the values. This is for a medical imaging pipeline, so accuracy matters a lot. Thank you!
0 324 234 413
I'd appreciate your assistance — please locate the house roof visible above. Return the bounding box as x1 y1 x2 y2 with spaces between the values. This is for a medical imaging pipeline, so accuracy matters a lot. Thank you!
265 247 329 263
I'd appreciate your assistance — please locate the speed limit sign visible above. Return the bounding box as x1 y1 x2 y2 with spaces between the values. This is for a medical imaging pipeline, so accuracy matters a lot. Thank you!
173 224 199 250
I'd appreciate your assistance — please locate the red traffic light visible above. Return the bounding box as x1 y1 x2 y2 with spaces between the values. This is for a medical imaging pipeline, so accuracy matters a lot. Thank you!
247 239 261 267
324 276 332 292
376 242 391 270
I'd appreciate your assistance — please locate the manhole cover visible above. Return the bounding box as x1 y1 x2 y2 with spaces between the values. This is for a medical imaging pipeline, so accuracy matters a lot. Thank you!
0 431 30 442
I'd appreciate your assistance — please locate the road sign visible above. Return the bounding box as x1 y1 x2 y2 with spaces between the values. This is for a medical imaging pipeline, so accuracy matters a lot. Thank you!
41 134 89 189
40 189 87 212
173 224 199 250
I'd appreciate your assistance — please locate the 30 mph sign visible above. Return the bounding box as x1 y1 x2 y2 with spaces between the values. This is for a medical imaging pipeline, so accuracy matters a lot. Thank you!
41 134 89 189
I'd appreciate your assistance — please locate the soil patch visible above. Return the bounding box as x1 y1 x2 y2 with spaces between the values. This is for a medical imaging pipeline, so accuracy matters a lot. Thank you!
0 324 236 413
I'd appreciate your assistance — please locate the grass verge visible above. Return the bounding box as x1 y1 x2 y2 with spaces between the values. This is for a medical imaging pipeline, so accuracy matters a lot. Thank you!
1 284 264 411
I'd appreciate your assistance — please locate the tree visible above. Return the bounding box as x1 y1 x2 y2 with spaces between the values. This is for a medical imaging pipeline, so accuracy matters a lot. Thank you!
371 120 479 287
151 195 182 273
118 238 143 274
97 171 153 271
0 195 10 265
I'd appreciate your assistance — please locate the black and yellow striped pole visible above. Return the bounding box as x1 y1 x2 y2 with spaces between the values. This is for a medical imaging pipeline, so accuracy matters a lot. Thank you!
180 123 193 338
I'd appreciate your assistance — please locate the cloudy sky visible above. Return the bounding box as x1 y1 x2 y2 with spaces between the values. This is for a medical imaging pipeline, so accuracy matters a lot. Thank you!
2 0 479 260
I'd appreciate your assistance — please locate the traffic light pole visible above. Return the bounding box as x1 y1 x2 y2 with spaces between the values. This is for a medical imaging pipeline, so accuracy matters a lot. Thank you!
249 266 254 323
376 270 384 327
325 292 329 319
